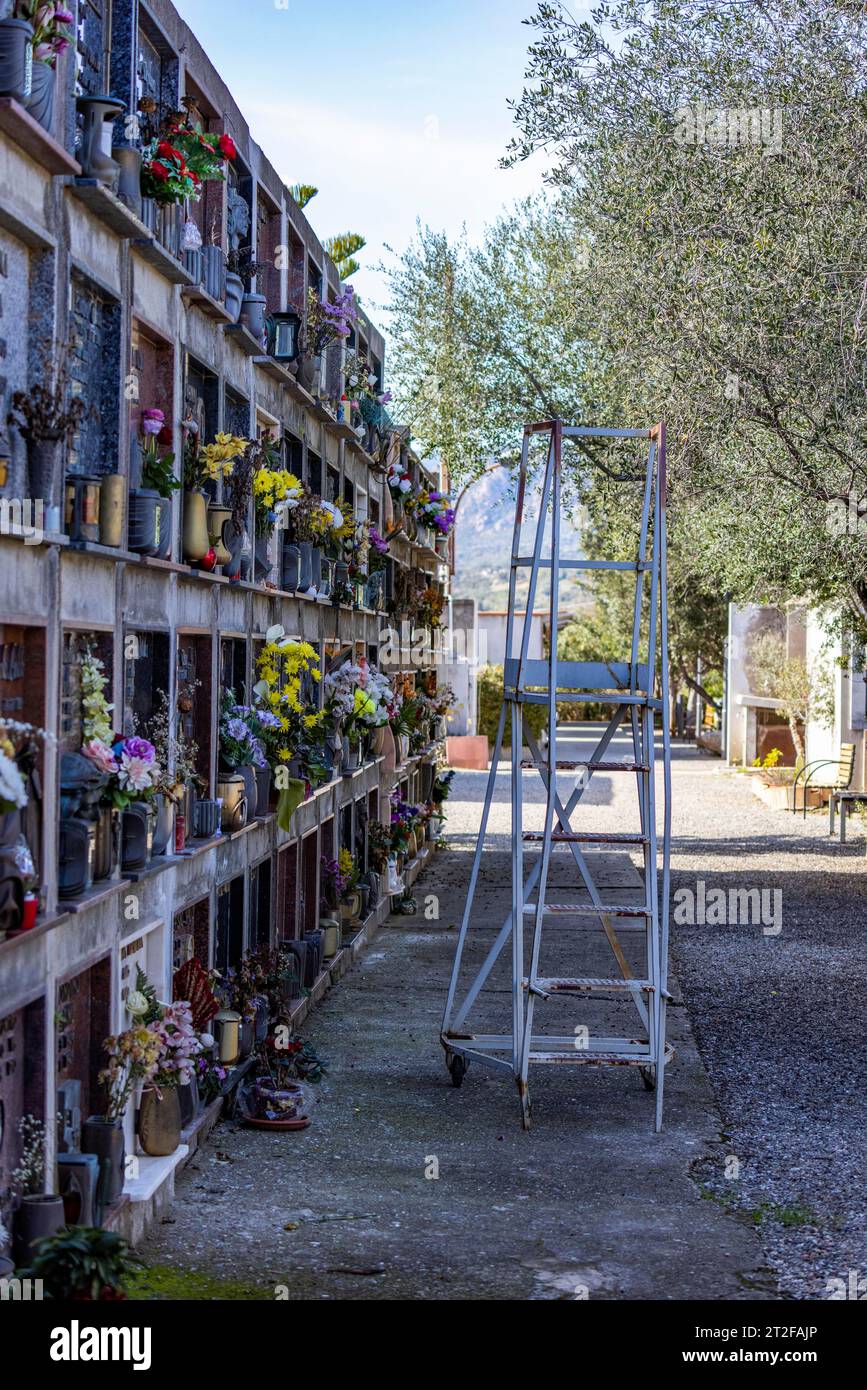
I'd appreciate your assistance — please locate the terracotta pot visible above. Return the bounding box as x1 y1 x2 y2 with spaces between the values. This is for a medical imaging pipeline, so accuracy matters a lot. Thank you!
81 1116 125 1209
138 1086 182 1157
13 1194 65 1265
183 488 210 562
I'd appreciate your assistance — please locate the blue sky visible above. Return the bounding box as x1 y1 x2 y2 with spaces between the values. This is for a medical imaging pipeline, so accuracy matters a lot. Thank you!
173 0 572 319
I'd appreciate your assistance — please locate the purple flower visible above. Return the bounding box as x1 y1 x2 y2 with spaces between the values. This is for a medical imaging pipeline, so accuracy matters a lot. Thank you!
369 528 388 555
226 718 249 742
122 736 155 764
142 408 165 436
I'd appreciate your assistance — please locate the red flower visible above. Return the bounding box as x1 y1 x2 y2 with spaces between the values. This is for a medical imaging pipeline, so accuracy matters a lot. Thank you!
218 133 237 160
157 141 179 160
150 161 170 182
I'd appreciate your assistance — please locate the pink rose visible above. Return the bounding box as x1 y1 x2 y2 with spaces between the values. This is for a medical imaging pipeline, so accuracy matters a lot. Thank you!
82 739 118 775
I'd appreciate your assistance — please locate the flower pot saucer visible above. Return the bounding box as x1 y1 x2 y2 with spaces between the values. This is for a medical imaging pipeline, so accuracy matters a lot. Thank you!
244 1114 310 1131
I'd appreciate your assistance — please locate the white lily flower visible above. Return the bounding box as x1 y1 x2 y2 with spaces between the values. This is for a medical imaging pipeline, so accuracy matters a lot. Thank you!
266 623 285 643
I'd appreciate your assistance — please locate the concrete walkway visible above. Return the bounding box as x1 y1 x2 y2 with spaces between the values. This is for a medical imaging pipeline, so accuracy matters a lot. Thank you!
138 725 782 1300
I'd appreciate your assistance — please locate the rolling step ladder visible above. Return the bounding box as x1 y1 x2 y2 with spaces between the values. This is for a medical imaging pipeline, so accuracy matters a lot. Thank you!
441 420 673 1130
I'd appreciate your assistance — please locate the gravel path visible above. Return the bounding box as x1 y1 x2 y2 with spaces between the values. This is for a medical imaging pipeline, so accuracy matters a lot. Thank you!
139 724 863 1299
538 723 867 1300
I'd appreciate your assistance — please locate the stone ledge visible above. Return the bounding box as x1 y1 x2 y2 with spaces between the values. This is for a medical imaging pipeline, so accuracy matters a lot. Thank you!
0 97 80 176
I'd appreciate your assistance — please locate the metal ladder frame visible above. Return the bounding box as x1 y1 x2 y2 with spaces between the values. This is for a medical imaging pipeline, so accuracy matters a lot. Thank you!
441 420 672 1131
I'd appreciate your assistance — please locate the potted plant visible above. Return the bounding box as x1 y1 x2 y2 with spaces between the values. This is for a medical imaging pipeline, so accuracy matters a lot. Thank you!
251 627 325 822
7 348 84 525
297 285 357 394
252 434 302 585
147 689 199 854
10 1115 65 1266
182 427 247 565
218 693 264 825
21 1225 140 1300
139 107 235 255
85 994 164 1210
129 407 179 558
81 733 160 871
131 969 201 1157
222 437 256 580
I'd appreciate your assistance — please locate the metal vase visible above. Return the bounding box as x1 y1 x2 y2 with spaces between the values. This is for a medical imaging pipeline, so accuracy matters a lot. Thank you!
26 437 61 512
138 1086 182 1157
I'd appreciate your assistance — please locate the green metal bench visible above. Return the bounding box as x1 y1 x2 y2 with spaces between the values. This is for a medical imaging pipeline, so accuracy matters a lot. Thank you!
792 743 858 837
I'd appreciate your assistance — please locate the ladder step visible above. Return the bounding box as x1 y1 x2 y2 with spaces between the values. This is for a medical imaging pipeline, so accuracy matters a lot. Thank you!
515 691 651 706
527 1041 675 1067
513 558 652 572
522 831 648 845
523 903 650 918
527 1050 651 1065
527 977 653 993
520 759 649 772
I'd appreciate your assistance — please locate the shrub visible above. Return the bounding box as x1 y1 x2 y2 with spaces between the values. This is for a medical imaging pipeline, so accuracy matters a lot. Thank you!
476 665 548 747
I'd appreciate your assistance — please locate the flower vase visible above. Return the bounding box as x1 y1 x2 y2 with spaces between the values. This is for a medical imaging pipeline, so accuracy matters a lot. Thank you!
12 1195 65 1266
201 245 225 300
207 504 232 566
254 531 274 583
0 19 33 102
138 1086 182 1157
224 271 244 321
25 59 55 132
81 1116 125 1210
112 144 142 218
223 521 245 581
298 540 313 591
341 737 361 774
281 539 300 590
183 489 210 562
76 95 125 189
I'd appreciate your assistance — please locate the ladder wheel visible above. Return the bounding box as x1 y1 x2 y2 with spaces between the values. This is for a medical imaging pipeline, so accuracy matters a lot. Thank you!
639 1065 655 1093
448 1054 468 1088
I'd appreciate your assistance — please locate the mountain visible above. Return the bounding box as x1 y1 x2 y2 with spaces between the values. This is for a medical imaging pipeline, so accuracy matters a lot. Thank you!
451 467 589 612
